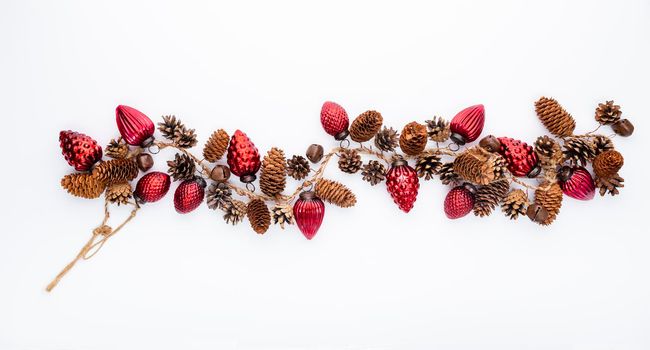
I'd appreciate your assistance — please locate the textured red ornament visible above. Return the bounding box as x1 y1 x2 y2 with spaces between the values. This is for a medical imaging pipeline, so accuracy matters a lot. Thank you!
559 166 595 201
450 104 485 145
293 191 325 240
497 137 540 177
174 177 206 214
444 185 475 219
386 159 419 213
134 171 171 203
320 101 350 140
116 105 155 147
59 130 103 171
226 130 261 183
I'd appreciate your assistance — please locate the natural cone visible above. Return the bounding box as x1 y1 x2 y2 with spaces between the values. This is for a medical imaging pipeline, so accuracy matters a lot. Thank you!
223 199 247 225
535 97 576 137
61 173 106 199
361 160 386 185
272 204 294 229
247 199 271 234
473 179 510 217
501 189 529 220
595 100 622 125
206 182 232 210
105 181 133 205
563 137 596 166
595 174 624 196
105 138 129 159
167 153 196 181
350 110 383 143
399 122 427 156
287 155 310 180
425 116 451 143
158 115 184 140
453 147 506 185
415 151 442 180
374 126 399 152
203 129 229 162
314 179 356 208
533 182 563 225
593 150 623 178
438 162 459 185
174 126 197 148
260 147 286 196
338 149 362 174
93 158 139 183
592 135 614 156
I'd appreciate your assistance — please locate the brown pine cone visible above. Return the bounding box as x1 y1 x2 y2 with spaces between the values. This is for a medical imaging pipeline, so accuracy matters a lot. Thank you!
206 182 232 210
174 126 198 148
438 162 459 185
93 158 139 183
532 182 563 225
247 199 271 234
595 100 622 125
563 137 596 166
105 181 133 205
203 129 229 162
453 147 507 185
260 147 286 196
374 126 399 152
593 150 623 178
158 115 184 140
223 199 247 225
361 160 386 185
501 189 529 220
399 122 427 156
592 135 614 156
350 110 383 143
61 173 106 199
535 97 576 137
338 149 362 174
534 135 561 160
167 153 196 181
287 155 310 180
314 179 356 208
272 204 294 229
425 116 451 143
595 174 624 196
473 179 510 217
415 151 442 180
105 138 129 159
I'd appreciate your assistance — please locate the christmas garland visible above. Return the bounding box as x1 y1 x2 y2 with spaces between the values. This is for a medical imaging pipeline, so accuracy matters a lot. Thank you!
48 98 634 291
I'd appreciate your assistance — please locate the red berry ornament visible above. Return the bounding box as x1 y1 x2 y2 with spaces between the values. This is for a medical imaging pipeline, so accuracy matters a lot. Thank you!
174 177 206 214
59 130 103 171
558 166 595 201
320 101 350 140
226 130 261 183
497 137 540 177
444 184 476 219
135 171 171 203
116 105 155 147
386 159 419 213
293 191 325 240
450 104 485 145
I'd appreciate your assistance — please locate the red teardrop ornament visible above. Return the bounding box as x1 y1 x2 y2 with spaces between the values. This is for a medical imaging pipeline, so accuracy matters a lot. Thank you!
444 184 475 219
386 159 419 213
293 191 325 240
449 104 485 145
558 166 595 201
134 171 171 203
116 105 155 147
497 137 540 177
59 130 103 171
226 130 261 183
320 101 350 140
174 177 206 214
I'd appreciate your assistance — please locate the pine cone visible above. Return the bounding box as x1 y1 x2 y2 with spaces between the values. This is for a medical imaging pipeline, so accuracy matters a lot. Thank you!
425 116 451 143
438 162 459 185
174 126 198 148
374 126 399 152
534 135 563 180
453 147 507 185
473 179 510 217
350 110 383 143
314 179 356 207
338 149 362 174
272 204 294 229
415 151 442 180
501 189 529 220
206 182 232 210
593 150 623 178
61 173 106 199
92 158 139 183
167 153 196 181
158 115 184 140
361 160 386 185
533 182 563 225
223 199 247 225
563 137 596 166
203 129 229 162
247 199 271 234
287 155 310 180
105 181 133 205
260 147 287 196
105 138 129 159
535 97 576 137
595 174 624 196
595 100 622 125
592 135 614 156
399 122 427 156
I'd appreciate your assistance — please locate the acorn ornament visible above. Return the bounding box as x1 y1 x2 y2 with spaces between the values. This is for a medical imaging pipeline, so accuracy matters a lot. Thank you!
497 137 540 178
558 166 595 201
135 171 171 203
59 130 103 171
320 101 349 140
226 130 261 183
293 191 325 240
385 158 419 213
444 184 476 219
174 177 206 214
115 105 155 147
449 104 485 145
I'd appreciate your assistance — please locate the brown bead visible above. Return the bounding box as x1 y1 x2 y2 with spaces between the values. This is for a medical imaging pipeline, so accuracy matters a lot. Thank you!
611 119 634 137
136 153 154 172
479 135 501 152
526 203 549 224
210 165 231 182
306 144 324 163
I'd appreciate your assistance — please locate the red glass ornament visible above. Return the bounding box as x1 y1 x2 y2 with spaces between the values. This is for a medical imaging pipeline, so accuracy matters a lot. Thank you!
293 191 325 240
449 104 485 145
174 177 206 214
135 171 171 203
226 130 261 183
558 166 595 201
497 137 540 177
116 105 155 147
320 101 350 140
386 159 419 213
59 130 103 171
444 184 475 219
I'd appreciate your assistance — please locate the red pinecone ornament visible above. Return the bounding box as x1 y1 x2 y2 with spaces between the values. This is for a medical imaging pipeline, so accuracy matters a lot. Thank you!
497 137 540 177
59 130 103 171
320 101 350 140
450 104 485 145
293 191 325 240
116 105 155 147
558 166 595 201
386 159 419 213
444 184 475 219
174 177 206 214
226 130 261 183
135 171 171 203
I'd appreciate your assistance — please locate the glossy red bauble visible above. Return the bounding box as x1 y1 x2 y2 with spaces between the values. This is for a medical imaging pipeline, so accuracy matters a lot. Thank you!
449 104 485 145
116 105 155 147
134 171 171 203
444 185 475 219
386 159 419 213
293 191 325 240
226 130 261 183
558 166 595 201
497 137 540 177
59 130 103 171
174 177 206 214
320 101 350 140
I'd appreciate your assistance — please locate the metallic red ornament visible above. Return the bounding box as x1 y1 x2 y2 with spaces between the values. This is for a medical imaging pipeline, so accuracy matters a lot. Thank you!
444 184 475 219
386 159 419 213
174 177 206 214
59 130 103 171
558 166 595 201
320 101 350 140
134 171 171 203
497 137 540 177
449 104 485 145
226 130 261 183
293 191 325 240
116 105 155 147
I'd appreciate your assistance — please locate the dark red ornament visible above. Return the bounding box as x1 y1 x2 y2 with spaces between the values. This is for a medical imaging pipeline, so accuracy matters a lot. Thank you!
320 101 350 140
293 191 325 240
116 105 155 147
449 104 485 145
386 159 419 213
174 177 206 214
59 130 103 171
444 184 475 219
134 171 171 203
497 137 540 177
558 166 595 201
226 130 261 183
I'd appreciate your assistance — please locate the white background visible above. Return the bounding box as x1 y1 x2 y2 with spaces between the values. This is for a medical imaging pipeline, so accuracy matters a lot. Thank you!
1 0 649 349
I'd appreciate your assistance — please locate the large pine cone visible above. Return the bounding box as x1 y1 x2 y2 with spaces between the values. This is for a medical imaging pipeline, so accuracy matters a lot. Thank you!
399 122 427 156
533 182 563 225
453 147 506 185
61 173 106 199
247 199 271 234
338 149 362 174
260 147 286 196
593 150 623 178
473 179 510 217
203 129 229 162
314 179 356 208
93 158 139 183
535 97 576 137
374 126 399 152
350 110 383 143
595 100 622 125
501 189 528 220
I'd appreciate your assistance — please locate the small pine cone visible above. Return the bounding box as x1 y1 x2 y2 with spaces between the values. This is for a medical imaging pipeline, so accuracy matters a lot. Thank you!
563 137 596 166
338 149 362 174
350 110 383 143
203 129 229 162
287 155 310 180
105 138 129 159
535 97 576 137
61 173 106 199
501 189 529 220
399 122 428 156
361 160 386 185
174 126 198 148
223 199 247 225
158 115 184 140
592 135 614 156
473 179 510 217
438 162 459 185
272 204 294 229
415 151 442 180
593 150 624 178
247 199 271 234
425 116 451 143
595 174 624 196
595 100 622 125
93 158 139 183
374 126 399 152
534 136 563 177
206 182 232 210
260 147 287 196
534 182 563 225
167 153 196 181
314 179 357 208
105 181 133 205
453 147 506 185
